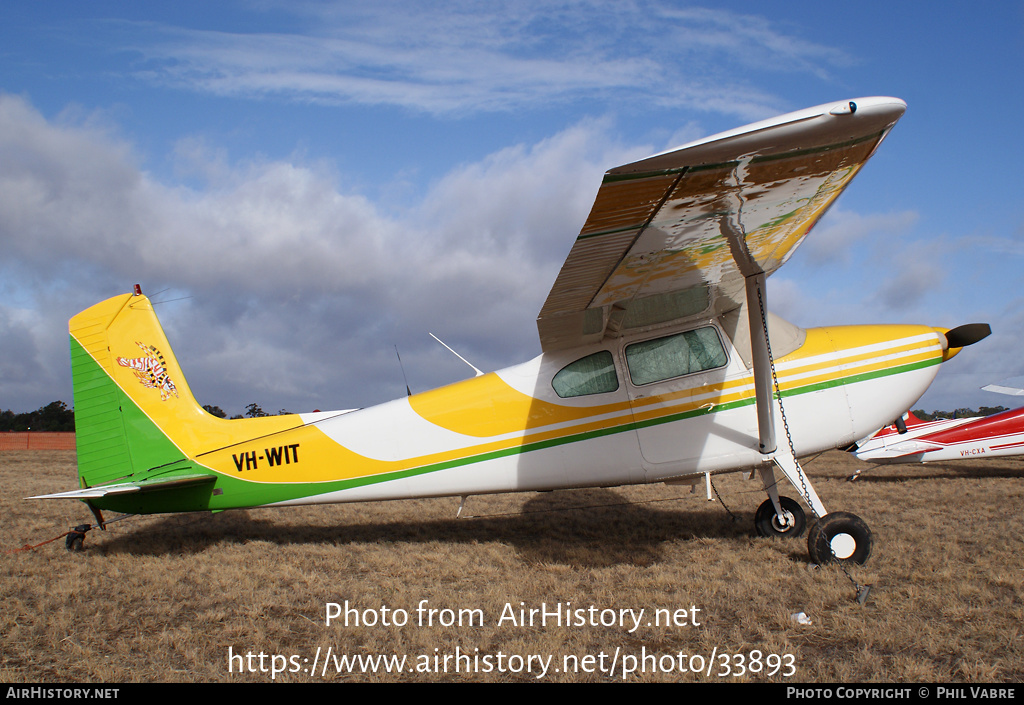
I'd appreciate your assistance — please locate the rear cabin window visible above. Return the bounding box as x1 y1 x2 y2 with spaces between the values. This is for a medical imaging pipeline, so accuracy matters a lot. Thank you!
552 351 619 398
625 327 727 386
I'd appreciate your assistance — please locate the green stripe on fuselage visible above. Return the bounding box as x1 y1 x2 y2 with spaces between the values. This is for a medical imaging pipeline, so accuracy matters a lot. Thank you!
226 355 944 508
74 334 939 513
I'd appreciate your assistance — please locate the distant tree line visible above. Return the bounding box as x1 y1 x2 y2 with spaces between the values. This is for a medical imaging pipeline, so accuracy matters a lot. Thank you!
0 401 291 431
0 401 75 432
5 400 1006 432
202 403 290 419
911 406 1008 421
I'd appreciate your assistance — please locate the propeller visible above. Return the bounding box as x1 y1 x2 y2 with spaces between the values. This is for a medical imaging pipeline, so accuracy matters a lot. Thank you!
943 323 991 350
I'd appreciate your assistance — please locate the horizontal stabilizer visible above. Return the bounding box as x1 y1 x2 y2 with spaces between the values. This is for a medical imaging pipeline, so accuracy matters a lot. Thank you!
27 473 215 500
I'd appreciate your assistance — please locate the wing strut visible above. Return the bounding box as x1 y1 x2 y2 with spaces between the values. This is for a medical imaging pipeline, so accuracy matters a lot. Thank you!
714 153 780 457
746 272 776 455
746 269 828 519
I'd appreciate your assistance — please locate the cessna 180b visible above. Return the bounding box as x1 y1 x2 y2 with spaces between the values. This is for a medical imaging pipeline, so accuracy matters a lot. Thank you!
32 97 990 565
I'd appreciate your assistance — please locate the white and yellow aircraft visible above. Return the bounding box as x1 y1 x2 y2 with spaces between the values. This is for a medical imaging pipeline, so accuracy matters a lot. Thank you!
32 97 989 564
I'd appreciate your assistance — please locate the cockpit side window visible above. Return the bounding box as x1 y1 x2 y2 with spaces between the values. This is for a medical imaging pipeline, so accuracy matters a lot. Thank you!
552 351 619 398
625 326 727 386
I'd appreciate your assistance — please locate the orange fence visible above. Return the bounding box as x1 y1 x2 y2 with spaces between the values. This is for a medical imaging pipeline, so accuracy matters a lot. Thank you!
0 433 76 451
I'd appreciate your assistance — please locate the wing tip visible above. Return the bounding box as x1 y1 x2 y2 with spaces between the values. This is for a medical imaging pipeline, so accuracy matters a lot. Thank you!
612 96 906 176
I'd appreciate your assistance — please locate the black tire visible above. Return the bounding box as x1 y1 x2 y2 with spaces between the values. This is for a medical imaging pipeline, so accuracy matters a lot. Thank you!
754 497 806 538
807 512 872 565
65 524 90 552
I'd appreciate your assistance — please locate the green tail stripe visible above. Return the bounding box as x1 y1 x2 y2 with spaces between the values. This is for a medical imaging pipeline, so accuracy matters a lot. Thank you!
71 336 187 488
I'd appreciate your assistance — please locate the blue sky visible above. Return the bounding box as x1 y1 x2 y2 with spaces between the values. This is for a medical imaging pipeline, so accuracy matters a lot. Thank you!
1 1 1022 418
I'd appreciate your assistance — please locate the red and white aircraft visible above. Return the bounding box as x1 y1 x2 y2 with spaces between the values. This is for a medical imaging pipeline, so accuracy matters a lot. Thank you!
852 398 1024 470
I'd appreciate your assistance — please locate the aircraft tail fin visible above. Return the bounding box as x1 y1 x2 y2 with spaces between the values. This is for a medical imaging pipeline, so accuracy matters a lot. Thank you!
69 289 212 491
54 288 306 513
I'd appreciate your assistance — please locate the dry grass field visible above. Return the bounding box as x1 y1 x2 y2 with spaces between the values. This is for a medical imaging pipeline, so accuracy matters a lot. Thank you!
2 449 1021 683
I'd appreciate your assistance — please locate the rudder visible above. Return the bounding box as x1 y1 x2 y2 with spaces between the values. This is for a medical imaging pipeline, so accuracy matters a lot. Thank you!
70 291 202 489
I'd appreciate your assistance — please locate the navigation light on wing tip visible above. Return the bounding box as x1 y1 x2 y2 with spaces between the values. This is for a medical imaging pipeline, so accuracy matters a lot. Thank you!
830 101 857 115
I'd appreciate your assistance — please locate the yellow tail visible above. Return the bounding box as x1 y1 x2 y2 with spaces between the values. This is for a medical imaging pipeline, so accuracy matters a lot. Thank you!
70 290 296 496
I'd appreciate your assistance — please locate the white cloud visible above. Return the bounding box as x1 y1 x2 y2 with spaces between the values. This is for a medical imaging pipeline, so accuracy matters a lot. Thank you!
917 299 1024 413
1 85 1009 417
118 2 850 119
870 256 946 311
656 6 854 79
802 206 919 266
0 93 644 414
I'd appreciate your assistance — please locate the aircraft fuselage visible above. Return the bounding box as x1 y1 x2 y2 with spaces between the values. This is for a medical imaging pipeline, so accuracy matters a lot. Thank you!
78 307 947 515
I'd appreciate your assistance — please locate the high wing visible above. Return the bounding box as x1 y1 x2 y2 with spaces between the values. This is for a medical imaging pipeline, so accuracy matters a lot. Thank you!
537 97 907 352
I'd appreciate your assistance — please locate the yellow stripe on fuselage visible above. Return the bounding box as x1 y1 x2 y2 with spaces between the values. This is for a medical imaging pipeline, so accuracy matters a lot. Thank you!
95 303 941 488
617 326 942 425
408 372 632 438
212 323 941 486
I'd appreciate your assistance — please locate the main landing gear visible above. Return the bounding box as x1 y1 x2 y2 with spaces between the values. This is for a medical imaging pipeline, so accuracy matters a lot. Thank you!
807 512 872 565
754 496 805 537
754 498 872 564
756 459 872 565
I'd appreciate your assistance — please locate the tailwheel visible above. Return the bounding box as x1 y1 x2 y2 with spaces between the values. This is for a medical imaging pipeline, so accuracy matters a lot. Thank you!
65 524 90 552
808 512 872 565
754 496 806 538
